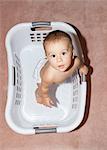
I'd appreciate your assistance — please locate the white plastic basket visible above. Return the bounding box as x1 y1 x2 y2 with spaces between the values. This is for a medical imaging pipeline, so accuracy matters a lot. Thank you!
5 22 87 134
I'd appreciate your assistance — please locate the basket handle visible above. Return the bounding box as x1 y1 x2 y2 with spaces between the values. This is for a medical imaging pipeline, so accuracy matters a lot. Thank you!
34 127 56 134
81 73 86 82
32 21 51 27
31 22 52 31
13 66 16 86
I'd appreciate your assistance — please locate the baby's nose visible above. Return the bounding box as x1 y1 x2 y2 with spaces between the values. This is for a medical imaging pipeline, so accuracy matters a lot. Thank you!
57 56 62 62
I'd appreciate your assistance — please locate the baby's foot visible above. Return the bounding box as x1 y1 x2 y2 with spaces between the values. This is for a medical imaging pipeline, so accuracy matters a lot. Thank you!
35 88 42 103
41 97 54 108
35 89 54 107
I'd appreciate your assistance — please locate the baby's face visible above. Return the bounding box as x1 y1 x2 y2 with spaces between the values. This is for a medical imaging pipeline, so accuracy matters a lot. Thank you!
45 39 73 72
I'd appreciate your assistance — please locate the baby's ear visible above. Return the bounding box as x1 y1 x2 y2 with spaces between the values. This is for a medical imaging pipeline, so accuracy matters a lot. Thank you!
72 49 75 58
45 56 48 59
72 48 77 58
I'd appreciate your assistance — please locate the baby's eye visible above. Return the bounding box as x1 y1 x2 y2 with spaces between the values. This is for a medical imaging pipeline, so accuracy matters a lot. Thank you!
62 52 66 55
51 54 56 58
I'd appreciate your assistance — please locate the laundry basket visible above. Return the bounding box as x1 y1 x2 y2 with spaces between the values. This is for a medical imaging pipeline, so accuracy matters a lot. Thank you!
5 22 87 134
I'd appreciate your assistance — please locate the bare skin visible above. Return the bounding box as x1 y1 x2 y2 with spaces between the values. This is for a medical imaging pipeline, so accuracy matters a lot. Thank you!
35 39 88 107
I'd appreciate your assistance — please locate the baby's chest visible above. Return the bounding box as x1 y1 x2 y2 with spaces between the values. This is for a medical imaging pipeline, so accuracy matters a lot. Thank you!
53 72 68 83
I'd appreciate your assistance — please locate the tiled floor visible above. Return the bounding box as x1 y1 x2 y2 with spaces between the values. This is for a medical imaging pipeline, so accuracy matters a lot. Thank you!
0 0 107 150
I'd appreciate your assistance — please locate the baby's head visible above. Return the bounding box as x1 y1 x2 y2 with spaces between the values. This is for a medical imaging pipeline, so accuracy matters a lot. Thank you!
43 30 74 72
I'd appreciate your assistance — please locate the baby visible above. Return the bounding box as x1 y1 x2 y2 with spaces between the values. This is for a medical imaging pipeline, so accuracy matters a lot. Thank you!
35 30 88 107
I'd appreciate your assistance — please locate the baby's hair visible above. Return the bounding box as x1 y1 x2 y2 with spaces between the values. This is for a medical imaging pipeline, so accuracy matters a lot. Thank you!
43 30 73 51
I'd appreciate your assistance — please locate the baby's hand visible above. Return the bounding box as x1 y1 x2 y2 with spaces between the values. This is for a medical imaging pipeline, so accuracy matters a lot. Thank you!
79 65 88 75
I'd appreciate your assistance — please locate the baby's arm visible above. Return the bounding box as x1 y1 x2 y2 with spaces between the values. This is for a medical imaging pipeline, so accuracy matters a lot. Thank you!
64 57 81 78
74 57 88 75
66 57 88 78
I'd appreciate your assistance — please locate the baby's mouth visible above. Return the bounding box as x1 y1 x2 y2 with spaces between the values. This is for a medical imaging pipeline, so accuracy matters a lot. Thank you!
58 64 65 69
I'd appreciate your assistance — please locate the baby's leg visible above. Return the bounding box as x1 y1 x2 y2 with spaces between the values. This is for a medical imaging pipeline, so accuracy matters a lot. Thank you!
35 83 43 103
35 86 42 104
35 83 54 107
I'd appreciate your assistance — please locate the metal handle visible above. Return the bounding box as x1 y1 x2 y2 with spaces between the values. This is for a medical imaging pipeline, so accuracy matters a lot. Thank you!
31 22 51 31
32 21 51 27
81 74 86 82
34 127 56 134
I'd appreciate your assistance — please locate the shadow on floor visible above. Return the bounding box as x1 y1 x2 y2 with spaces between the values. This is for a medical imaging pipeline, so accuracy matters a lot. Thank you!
67 22 93 131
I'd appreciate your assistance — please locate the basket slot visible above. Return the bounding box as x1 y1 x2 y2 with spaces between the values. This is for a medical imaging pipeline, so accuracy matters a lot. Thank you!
31 26 52 31
13 66 16 86
30 33 34 36
30 35 35 38
13 54 22 106
30 32 48 42
72 73 79 110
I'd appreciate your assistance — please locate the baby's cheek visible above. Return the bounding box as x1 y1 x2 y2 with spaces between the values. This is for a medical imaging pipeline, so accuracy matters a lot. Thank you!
67 58 72 66
49 60 56 67
65 56 71 62
48 59 53 64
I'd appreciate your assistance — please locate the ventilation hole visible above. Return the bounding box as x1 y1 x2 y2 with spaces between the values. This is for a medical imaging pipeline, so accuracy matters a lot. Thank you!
73 90 78 96
73 97 78 102
36 33 41 35
17 79 18 84
43 33 47 35
15 100 21 105
30 33 34 36
37 36 41 39
20 76 21 80
37 39 41 42
16 93 21 98
73 83 78 89
31 37 35 39
72 104 77 109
